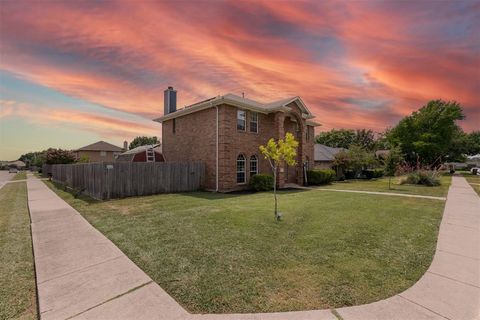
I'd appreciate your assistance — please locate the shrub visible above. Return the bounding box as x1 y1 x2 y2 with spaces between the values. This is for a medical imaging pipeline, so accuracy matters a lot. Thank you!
399 170 440 186
249 174 274 191
344 170 356 179
373 168 384 178
307 169 336 185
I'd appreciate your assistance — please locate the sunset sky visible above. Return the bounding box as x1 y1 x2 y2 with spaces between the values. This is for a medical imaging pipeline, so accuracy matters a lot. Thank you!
1 1 479 160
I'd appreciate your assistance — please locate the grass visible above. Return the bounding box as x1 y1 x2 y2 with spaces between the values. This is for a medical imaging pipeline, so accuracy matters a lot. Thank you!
0 182 37 320
319 175 451 197
12 171 27 181
459 172 480 195
45 180 444 313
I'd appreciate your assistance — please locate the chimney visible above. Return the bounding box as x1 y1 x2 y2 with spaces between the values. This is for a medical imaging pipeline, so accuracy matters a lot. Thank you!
164 86 177 115
123 140 128 151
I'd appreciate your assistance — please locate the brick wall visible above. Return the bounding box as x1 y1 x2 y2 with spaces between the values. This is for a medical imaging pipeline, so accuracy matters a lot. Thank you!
161 103 316 191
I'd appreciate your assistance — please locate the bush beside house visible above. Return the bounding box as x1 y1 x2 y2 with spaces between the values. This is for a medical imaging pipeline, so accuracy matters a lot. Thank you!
307 169 336 185
249 174 274 191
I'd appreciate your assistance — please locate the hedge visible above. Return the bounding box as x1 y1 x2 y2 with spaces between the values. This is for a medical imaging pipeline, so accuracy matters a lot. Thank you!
249 174 274 191
307 169 336 185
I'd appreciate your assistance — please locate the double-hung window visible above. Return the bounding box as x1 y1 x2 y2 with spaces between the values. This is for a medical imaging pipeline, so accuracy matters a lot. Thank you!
250 112 258 133
250 155 258 177
237 110 246 131
237 154 246 183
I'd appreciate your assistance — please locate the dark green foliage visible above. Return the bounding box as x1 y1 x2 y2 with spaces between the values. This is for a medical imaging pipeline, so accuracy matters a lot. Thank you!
316 129 355 149
387 100 465 166
18 151 45 167
362 169 384 179
307 169 336 185
249 174 274 191
129 136 159 150
399 171 441 186
315 128 379 151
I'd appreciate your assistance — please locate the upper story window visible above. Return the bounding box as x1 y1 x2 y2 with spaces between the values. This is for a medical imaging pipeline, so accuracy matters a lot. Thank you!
250 155 258 177
250 112 258 133
172 118 176 134
237 110 246 131
306 126 310 141
100 151 106 157
237 154 246 184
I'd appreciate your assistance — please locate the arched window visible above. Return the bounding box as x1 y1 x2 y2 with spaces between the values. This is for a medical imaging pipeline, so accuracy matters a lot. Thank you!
237 154 246 184
250 155 258 177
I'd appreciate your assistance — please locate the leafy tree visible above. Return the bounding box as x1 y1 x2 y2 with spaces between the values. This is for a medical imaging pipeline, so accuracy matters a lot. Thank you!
45 148 75 164
465 131 480 155
315 129 355 149
383 147 403 189
333 145 377 177
353 129 377 151
259 133 299 221
129 136 159 150
77 155 90 163
316 128 378 151
387 100 465 166
18 151 45 167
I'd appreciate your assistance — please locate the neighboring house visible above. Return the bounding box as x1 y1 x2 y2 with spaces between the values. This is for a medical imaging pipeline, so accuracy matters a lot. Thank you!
74 141 125 163
154 87 320 192
314 144 346 169
1 160 26 169
467 154 480 167
116 144 164 162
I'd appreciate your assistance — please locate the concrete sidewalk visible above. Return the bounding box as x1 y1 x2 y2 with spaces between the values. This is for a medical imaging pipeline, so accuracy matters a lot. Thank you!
335 175 479 320
28 175 479 320
27 175 189 320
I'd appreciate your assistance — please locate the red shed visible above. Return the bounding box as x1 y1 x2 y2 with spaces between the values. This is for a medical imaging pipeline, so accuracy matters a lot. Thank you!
115 144 165 162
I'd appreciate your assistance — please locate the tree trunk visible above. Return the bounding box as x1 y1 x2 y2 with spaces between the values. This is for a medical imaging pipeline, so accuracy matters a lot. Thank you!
273 169 278 220
388 176 392 190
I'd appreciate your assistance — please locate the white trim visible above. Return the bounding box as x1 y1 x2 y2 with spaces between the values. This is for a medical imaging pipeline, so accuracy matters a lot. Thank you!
153 94 313 123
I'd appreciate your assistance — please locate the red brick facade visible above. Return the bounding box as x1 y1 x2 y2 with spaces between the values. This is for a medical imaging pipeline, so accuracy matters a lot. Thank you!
161 100 316 191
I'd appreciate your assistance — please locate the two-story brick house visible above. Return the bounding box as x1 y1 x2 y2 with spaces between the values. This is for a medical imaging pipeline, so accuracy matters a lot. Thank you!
154 87 319 192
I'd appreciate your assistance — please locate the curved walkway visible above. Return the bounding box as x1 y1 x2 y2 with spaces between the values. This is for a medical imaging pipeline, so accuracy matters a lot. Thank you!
27 175 479 320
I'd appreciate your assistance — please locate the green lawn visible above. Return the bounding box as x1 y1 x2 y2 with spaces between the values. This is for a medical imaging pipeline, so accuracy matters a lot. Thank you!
318 175 451 197
12 171 27 181
460 173 480 195
45 180 444 313
0 182 37 320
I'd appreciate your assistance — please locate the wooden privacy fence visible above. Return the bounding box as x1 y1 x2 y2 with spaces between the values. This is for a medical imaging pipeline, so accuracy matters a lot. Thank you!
43 162 205 200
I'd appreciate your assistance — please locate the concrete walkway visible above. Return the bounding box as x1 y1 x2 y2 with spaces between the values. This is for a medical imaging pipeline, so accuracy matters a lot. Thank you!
27 175 190 320
28 175 479 320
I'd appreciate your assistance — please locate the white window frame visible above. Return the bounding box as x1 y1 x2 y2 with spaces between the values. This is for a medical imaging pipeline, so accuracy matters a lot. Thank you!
237 154 246 184
250 155 258 177
249 112 258 133
237 109 246 131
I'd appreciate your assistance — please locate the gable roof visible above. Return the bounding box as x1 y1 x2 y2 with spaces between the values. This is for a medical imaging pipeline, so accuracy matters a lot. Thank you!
153 93 319 124
314 144 346 162
75 141 123 152
120 144 161 155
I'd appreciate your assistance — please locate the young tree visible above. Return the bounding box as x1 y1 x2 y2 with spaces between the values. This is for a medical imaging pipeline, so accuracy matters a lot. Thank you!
129 136 159 150
259 132 299 221
383 147 403 190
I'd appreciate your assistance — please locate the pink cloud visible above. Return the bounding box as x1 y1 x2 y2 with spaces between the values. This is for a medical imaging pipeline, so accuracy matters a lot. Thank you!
0 0 478 135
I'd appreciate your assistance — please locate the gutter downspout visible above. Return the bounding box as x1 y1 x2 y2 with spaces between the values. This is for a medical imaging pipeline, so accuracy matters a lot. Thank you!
215 103 219 192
